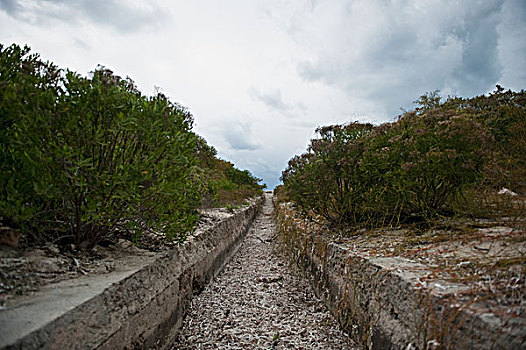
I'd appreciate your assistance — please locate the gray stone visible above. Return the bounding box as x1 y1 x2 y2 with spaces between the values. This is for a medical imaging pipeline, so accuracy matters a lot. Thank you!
0 197 262 350
280 228 526 349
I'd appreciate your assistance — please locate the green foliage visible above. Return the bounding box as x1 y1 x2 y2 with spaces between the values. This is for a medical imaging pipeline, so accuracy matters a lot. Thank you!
280 88 523 229
1 43 259 249
196 145 265 208
442 86 526 192
1 44 63 235
364 110 488 221
281 122 375 225
413 89 442 113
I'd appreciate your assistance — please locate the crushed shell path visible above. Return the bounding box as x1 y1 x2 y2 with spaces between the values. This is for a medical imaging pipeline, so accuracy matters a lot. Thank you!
173 193 357 350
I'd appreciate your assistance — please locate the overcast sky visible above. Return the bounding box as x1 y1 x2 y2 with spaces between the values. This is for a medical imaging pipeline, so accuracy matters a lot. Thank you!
1 0 525 189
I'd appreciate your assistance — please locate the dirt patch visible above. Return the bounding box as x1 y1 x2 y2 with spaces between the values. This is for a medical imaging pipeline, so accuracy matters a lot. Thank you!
328 220 526 314
0 206 247 309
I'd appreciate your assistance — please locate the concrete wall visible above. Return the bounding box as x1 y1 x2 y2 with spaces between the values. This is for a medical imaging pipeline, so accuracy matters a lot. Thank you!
0 197 262 350
275 203 525 350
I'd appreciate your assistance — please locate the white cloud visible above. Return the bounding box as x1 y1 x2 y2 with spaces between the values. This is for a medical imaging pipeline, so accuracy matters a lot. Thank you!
1 0 525 189
0 0 169 32
267 0 506 117
248 87 291 111
497 0 526 90
223 121 261 151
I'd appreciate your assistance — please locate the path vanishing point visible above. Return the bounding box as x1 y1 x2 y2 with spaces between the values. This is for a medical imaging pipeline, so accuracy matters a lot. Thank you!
173 193 357 349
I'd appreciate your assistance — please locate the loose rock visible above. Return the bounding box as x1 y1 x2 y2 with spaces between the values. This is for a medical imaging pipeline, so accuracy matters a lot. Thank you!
173 194 356 349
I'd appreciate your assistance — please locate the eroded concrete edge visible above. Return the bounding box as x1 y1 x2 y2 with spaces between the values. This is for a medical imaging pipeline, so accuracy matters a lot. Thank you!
2 196 263 350
276 205 525 349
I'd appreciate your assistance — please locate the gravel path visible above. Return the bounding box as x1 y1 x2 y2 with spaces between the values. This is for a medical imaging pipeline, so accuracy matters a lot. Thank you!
173 194 357 349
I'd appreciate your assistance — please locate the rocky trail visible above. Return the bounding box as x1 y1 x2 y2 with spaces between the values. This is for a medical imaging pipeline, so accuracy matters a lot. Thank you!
173 193 357 349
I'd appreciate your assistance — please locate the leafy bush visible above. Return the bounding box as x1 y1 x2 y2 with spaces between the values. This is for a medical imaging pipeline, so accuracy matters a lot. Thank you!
361 110 488 222
1 43 262 250
1 44 201 247
1 44 64 240
281 122 374 225
280 90 510 229
195 140 265 208
442 87 526 192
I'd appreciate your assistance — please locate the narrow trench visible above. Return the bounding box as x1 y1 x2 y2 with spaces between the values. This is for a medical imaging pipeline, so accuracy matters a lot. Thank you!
172 193 358 349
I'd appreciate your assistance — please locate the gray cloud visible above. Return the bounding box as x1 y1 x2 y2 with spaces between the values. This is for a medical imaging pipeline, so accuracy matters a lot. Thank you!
2 0 524 190
248 87 291 111
286 0 511 117
0 0 168 33
497 0 526 90
223 122 261 151
0 0 21 14
247 87 308 118
451 2 503 95
72 37 88 50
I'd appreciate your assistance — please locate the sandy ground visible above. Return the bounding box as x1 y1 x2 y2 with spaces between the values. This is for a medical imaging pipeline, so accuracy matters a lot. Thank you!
173 193 356 350
0 205 244 308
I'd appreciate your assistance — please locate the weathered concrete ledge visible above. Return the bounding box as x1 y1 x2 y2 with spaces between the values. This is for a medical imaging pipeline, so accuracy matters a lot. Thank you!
0 196 263 350
303 242 525 349
275 202 525 349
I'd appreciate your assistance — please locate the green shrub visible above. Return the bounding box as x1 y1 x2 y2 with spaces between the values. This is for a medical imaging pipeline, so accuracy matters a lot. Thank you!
193 135 264 208
198 157 264 208
443 87 526 192
281 122 374 225
1 44 200 248
281 96 494 228
361 110 488 222
1 44 62 237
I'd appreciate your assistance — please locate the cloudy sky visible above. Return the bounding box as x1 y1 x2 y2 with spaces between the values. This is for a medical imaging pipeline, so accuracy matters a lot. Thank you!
1 0 525 188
